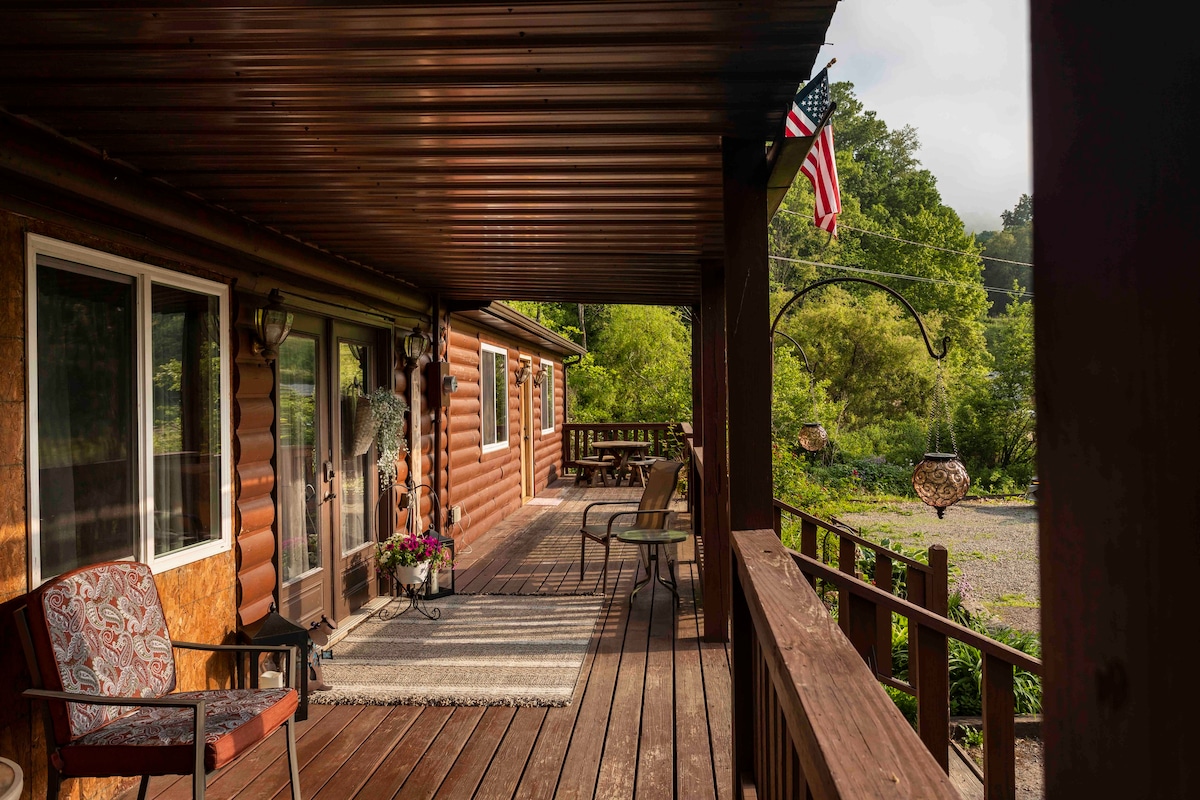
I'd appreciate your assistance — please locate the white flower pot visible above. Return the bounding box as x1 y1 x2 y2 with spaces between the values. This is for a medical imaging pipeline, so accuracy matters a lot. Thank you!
393 562 429 587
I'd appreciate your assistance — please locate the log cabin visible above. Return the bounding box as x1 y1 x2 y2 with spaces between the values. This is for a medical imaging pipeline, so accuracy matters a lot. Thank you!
0 2 1195 799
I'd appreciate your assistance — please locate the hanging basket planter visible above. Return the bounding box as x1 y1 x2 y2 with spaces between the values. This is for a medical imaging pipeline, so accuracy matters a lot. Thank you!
912 452 971 518
798 422 829 452
350 395 376 456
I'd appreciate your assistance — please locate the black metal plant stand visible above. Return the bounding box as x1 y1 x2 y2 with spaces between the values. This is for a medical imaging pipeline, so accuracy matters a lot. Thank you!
374 567 442 621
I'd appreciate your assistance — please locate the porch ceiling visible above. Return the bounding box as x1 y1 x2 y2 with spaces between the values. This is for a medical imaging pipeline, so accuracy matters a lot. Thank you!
0 1 836 305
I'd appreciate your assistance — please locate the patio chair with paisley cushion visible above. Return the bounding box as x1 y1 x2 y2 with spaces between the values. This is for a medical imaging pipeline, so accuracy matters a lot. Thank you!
14 561 302 800
580 458 684 594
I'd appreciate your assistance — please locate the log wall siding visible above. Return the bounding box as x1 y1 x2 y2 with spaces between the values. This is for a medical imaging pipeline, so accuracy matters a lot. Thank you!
233 294 279 627
444 321 567 549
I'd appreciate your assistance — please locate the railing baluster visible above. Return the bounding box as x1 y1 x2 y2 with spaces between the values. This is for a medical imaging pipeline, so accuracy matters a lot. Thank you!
983 653 1016 800
928 545 948 617
875 554 893 678
914 620 950 772
838 537 856 638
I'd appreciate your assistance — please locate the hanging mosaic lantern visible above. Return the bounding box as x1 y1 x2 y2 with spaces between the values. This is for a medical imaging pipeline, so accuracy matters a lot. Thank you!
913 360 969 517
798 422 829 452
912 453 970 518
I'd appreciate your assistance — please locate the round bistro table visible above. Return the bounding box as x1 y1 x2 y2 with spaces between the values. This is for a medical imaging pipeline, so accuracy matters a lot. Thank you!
615 529 688 605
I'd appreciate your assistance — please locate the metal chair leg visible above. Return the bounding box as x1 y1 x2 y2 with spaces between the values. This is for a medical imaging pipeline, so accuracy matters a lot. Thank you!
285 716 301 800
136 775 150 800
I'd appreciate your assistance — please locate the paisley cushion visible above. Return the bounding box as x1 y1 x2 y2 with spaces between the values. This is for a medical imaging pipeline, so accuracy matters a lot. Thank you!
60 688 299 775
28 561 177 743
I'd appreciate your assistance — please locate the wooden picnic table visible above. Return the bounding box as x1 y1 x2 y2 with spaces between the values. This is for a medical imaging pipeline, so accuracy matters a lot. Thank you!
589 440 652 486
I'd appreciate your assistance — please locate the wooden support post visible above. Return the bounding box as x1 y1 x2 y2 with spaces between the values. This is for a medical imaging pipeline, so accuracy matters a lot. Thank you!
1031 5 1200 794
699 259 729 642
722 136 773 533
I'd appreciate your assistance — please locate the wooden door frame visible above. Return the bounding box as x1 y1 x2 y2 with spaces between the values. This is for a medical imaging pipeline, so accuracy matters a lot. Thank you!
327 320 387 622
275 315 334 630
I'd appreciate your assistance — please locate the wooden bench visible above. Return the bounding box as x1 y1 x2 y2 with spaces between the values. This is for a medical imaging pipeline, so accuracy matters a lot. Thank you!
571 457 614 487
626 457 661 487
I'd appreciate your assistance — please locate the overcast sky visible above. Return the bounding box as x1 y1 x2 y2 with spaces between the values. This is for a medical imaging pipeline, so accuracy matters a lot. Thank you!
815 0 1032 233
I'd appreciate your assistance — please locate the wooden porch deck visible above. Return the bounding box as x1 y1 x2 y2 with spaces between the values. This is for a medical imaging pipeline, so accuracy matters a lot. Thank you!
131 483 731 800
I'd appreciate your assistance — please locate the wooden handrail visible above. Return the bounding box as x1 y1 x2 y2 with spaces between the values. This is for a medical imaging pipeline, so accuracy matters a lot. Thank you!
792 550 1042 674
791 546 1039 799
732 529 959 799
773 498 932 574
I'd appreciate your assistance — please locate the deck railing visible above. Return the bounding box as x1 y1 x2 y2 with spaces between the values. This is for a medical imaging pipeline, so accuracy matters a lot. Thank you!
561 422 681 467
772 499 949 672
732 529 960 798
687 432 1040 798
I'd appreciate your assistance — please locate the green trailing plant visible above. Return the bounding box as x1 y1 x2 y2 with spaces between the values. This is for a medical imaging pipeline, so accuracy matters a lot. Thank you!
959 725 985 748
366 387 408 489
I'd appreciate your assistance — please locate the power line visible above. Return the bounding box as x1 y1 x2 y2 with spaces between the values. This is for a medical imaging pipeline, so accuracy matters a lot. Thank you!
769 254 1035 299
777 209 1035 267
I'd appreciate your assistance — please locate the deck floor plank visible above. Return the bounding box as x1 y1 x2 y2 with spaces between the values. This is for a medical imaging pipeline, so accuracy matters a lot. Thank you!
511 560 635 800
216 705 364 800
635 577 678 799
273 705 392 799
471 707 550 800
432 705 518 799
397 706 487 799
674 563 719 800
352 706 454 800
590 563 655 800
310 706 422 800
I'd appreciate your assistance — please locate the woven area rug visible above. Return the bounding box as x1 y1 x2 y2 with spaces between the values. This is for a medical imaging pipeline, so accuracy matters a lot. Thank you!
310 595 602 707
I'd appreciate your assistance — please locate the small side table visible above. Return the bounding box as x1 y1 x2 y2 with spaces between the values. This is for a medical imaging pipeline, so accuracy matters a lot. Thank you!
0 756 22 800
616 529 688 605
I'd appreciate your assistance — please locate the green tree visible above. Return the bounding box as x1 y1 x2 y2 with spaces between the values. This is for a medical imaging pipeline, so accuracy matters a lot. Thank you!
979 194 1033 315
565 305 691 423
954 298 1036 490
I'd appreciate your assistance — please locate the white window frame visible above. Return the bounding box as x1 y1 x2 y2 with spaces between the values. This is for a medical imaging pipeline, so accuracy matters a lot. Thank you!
480 342 510 454
25 234 233 585
540 359 556 434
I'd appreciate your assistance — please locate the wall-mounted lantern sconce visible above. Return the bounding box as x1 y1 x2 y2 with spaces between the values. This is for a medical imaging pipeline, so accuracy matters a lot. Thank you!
514 363 533 387
532 364 548 388
401 326 430 369
253 289 294 361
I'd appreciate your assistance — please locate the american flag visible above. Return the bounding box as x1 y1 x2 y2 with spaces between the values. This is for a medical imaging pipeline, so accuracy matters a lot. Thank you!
785 69 841 235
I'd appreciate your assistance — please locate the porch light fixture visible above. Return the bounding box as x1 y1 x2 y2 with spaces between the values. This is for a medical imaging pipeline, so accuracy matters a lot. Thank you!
514 363 532 386
401 326 429 369
532 363 548 388
253 289 293 361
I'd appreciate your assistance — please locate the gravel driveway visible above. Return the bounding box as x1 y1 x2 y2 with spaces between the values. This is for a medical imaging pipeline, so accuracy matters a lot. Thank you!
839 499 1041 633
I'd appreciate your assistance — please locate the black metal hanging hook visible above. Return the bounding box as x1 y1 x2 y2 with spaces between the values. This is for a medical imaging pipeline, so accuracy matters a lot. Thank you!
769 276 951 362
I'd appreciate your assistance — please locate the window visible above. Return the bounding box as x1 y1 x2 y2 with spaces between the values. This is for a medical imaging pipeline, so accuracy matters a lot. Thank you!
540 361 555 433
480 343 508 451
27 235 231 583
